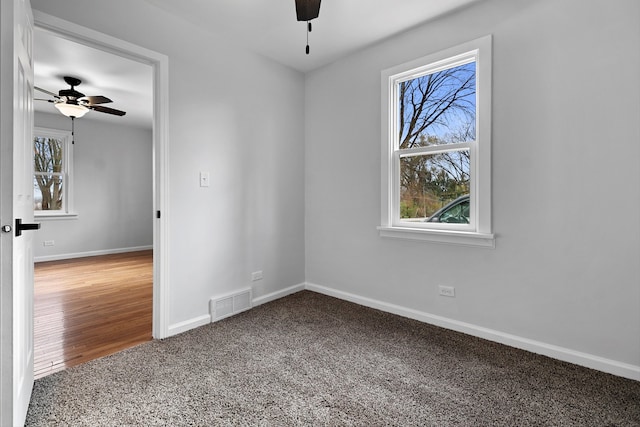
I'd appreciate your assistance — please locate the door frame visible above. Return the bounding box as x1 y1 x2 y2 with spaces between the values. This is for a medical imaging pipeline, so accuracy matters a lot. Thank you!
33 11 170 339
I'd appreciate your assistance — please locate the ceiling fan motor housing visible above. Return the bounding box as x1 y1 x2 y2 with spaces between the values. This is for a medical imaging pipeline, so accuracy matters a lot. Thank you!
59 76 85 99
59 88 84 99
296 0 321 21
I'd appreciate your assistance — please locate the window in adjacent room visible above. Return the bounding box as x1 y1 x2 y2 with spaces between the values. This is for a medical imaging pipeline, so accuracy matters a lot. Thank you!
379 35 494 247
33 127 75 217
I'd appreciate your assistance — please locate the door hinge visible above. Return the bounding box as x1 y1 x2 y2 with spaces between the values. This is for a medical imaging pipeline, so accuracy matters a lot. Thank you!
156 210 161 219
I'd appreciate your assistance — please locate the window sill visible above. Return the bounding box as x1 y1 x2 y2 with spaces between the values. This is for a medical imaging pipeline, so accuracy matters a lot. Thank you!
35 212 79 221
377 226 495 248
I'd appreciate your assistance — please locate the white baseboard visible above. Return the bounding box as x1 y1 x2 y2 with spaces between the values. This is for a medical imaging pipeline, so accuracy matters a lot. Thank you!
305 282 640 381
252 283 306 307
34 245 153 263
166 283 305 338
167 314 211 337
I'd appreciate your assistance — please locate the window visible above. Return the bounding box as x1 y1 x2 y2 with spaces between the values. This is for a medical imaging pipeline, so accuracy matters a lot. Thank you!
379 35 494 247
33 127 76 218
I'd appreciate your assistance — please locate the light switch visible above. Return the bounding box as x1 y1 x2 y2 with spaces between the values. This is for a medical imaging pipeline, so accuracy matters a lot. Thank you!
200 172 210 187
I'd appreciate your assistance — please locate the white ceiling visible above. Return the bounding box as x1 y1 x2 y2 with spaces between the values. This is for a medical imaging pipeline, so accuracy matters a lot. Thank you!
34 28 154 129
34 0 480 129
144 0 481 73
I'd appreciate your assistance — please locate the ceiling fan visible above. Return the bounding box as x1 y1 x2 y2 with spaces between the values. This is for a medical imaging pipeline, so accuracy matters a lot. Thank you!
35 76 126 119
295 0 321 55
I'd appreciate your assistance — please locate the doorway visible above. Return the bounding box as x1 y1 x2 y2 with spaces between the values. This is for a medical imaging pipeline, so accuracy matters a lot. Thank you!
31 11 170 374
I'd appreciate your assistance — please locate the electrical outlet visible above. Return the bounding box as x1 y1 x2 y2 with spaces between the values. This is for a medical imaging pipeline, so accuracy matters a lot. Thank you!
438 285 455 297
43 240 55 247
251 270 263 281
199 171 210 187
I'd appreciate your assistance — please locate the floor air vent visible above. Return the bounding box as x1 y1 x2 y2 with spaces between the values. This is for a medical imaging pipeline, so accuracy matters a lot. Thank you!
210 288 252 322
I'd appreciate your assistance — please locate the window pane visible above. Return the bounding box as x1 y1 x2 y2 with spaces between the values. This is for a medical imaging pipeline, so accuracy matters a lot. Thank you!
34 136 64 173
399 150 470 221
397 61 475 150
437 198 470 224
34 174 63 211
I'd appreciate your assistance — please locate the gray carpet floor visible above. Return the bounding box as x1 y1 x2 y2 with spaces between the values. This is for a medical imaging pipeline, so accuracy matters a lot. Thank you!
26 291 640 426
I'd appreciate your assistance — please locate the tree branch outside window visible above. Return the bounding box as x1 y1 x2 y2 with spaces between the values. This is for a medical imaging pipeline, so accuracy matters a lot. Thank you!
397 62 475 219
34 136 64 211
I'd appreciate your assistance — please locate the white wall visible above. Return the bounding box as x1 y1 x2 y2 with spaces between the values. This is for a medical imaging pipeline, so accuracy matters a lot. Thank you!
305 0 640 374
30 0 306 330
31 0 639 378
33 112 153 260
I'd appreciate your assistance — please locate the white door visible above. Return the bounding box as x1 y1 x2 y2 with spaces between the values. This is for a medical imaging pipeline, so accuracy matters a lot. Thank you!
0 0 36 425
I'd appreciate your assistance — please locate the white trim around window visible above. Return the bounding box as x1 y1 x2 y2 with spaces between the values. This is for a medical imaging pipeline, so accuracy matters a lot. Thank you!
33 126 77 219
379 35 494 248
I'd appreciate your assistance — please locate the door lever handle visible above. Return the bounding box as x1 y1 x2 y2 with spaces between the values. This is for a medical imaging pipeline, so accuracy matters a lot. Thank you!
15 218 41 237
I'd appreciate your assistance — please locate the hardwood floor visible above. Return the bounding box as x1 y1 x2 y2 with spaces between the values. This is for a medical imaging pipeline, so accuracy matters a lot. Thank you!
34 250 153 379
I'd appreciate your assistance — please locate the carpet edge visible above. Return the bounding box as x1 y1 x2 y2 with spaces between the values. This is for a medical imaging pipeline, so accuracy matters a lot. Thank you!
305 282 640 381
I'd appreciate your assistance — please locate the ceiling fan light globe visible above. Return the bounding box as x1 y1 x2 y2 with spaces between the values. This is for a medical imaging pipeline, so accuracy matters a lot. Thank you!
54 102 89 118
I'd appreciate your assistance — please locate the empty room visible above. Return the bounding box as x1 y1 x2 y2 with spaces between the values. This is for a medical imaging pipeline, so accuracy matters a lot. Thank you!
1 0 638 425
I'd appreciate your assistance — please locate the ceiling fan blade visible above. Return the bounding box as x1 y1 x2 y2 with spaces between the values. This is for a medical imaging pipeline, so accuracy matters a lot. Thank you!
34 98 55 103
295 0 321 21
80 95 112 105
88 105 126 116
34 86 60 98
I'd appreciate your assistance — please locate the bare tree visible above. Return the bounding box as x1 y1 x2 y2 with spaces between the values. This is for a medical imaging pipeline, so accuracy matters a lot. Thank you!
397 63 475 218
34 136 63 210
398 63 476 149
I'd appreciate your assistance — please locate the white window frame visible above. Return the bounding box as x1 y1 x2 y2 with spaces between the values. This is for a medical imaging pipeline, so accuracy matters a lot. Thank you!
378 35 494 248
33 126 77 219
